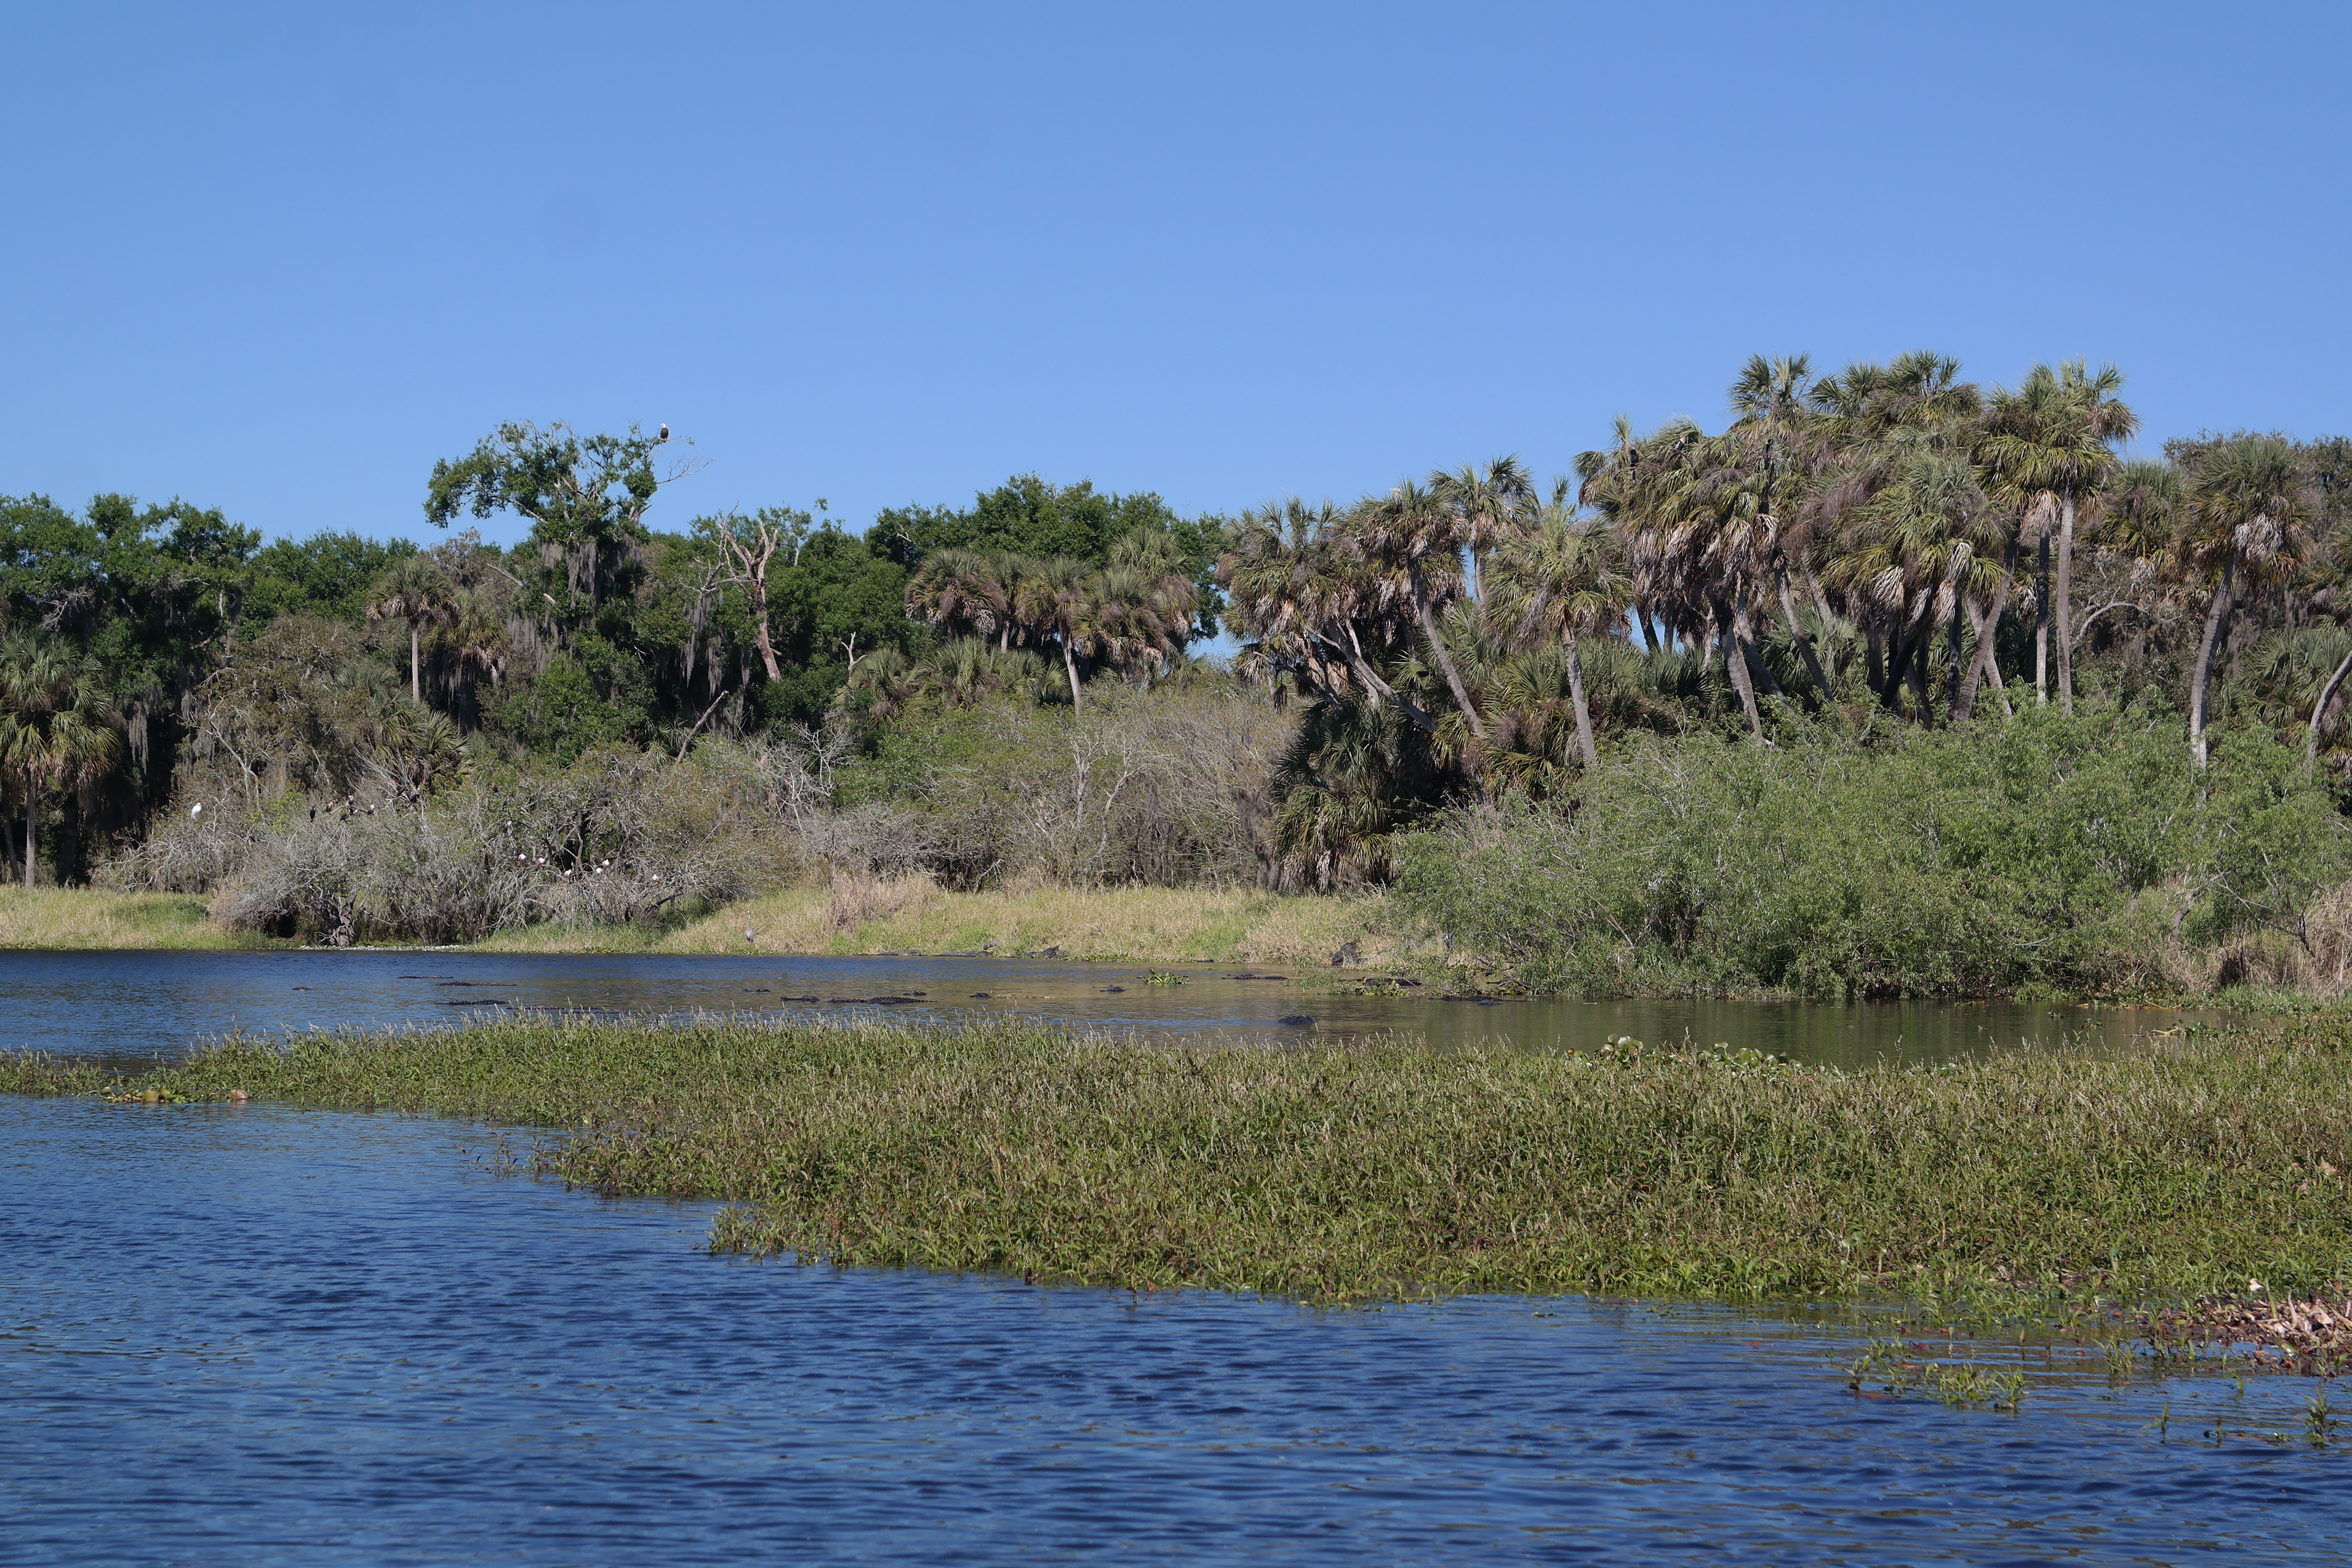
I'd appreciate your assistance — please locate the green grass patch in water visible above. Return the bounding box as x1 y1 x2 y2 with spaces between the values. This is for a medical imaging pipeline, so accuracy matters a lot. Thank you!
12 1011 2352 1314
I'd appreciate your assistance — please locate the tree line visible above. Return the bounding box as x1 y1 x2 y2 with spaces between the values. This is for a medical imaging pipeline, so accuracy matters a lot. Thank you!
1219 353 2352 884
6 358 2352 905
0 423 1225 885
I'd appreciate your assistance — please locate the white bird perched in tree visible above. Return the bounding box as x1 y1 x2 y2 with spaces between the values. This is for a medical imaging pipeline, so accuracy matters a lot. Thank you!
190 802 202 817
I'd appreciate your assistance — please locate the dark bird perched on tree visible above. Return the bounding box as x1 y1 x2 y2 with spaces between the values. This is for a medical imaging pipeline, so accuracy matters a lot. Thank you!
658 423 669 442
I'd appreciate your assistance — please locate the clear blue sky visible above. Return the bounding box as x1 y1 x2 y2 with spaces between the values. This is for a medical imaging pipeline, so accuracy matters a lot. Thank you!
4 2 2346 550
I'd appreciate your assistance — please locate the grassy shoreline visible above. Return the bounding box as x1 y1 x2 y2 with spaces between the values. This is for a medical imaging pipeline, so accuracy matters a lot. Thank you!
11 1010 2350 1311
0 888 271 950
0 885 1405 968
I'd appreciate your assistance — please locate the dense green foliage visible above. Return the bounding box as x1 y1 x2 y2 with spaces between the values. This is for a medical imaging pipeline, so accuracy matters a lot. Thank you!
1397 709 2348 997
1222 358 2352 893
12 372 2352 995
13 1011 2352 1308
1 438 1225 890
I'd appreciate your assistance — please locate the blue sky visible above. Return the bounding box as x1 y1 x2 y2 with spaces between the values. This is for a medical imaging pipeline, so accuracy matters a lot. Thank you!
3 2 2347 550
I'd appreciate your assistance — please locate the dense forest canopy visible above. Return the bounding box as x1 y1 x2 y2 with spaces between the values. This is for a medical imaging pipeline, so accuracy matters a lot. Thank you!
8 357 2352 996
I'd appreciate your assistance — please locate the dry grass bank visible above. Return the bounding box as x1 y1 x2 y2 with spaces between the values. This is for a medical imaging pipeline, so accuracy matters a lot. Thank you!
478 879 1413 968
0 887 267 950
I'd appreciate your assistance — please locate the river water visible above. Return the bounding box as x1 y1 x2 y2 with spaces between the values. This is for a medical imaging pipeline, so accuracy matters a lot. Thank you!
0 949 2223 1068
4 952 2334 1564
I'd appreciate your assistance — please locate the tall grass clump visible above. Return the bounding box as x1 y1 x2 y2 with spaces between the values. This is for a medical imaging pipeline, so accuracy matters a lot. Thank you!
22 1008 2352 1305
1395 707 2348 998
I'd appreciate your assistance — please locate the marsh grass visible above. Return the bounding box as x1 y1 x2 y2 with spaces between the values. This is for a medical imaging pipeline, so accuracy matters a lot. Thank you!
578 883 1413 968
0 888 270 950
13 1010 2352 1311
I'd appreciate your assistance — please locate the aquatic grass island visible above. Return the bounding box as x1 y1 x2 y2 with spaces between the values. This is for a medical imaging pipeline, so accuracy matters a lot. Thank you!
15 1008 2352 1326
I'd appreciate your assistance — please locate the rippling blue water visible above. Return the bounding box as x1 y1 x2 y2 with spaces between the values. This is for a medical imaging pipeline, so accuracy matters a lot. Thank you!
4 1095 2342 1565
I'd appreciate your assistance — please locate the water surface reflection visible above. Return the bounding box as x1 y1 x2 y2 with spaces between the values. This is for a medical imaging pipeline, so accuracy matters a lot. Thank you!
0 949 2224 1069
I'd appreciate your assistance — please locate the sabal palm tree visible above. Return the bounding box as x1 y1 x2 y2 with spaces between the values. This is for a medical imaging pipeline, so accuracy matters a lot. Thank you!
367 554 459 704
1104 528 1201 680
441 588 511 733
1583 418 1779 736
1352 477 1490 741
1015 555 1096 710
0 634 122 888
2179 438 2313 769
1432 456 1537 606
1725 352 1839 697
906 547 1019 650
1491 489 1630 766
1805 354 1985 720
1220 499 1435 727
1977 361 2135 712
1821 429 2003 723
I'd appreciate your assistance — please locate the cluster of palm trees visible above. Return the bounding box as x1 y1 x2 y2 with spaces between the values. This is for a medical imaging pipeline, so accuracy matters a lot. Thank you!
1576 353 2143 735
1220 459 1625 787
1226 354 2332 786
899 530 1200 711
1210 353 2348 883
0 634 122 888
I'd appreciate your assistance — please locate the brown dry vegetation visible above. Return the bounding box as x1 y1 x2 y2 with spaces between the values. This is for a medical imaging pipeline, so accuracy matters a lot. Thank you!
482 879 1407 968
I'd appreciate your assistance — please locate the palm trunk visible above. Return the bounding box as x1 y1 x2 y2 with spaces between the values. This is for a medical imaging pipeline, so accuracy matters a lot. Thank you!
1734 602 1782 697
1907 624 1934 727
1959 546 2018 722
23 788 35 889
2309 643 2352 765
1774 567 1831 704
1875 621 1909 714
2055 494 2077 715
1332 624 1439 734
1946 594 1965 723
2034 523 2050 704
1564 638 1598 767
1412 575 1485 740
2190 559 2235 771
410 622 422 703
1062 640 1083 714
1715 600 1763 738
1865 624 1886 698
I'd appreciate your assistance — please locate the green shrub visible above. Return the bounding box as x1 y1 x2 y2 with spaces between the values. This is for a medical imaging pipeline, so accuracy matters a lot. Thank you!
1395 707 2348 998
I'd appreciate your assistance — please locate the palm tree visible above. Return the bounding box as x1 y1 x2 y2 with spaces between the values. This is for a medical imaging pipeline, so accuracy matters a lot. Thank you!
1352 476 1493 741
366 554 459 704
1221 499 1433 724
2178 438 2313 768
1015 555 1096 711
1977 361 2135 713
906 547 1020 651
1582 418 1778 737
1491 486 1630 766
1432 456 1537 606
1724 352 1838 698
439 588 512 733
1104 528 1202 681
1806 353 1986 721
0 635 122 888
1823 432 2003 723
